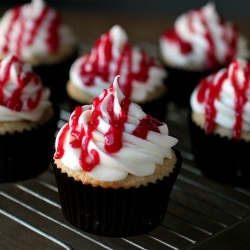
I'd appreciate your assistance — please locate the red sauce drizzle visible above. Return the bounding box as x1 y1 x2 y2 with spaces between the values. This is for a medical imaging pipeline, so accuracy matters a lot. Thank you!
79 29 161 98
163 7 238 69
1 3 60 56
196 60 249 139
44 10 60 53
196 10 217 69
3 7 20 54
231 61 249 139
163 29 192 54
0 55 41 111
55 82 164 171
54 123 69 159
133 115 161 139
221 20 238 66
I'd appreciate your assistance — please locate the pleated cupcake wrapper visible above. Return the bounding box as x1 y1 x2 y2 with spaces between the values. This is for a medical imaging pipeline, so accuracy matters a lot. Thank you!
0 105 60 183
189 117 250 187
164 65 213 109
33 49 79 103
53 149 182 237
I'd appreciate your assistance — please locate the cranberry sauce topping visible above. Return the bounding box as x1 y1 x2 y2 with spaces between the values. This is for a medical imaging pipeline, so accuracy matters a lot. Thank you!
0 55 41 111
2 3 60 57
55 81 163 172
163 6 238 69
79 28 161 98
163 29 192 54
196 59 249 139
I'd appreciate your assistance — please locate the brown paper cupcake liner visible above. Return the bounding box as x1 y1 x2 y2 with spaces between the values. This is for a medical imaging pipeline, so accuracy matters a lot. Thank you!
53 148 182 237
0 105 60 183
189 117 250 187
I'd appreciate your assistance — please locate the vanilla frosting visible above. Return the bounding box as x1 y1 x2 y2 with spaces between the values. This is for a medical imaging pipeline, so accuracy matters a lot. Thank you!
159 2 249 70
190 58 250 140
0 0 77 65
55 76 178 181
69 25 167 103
0 54 51 122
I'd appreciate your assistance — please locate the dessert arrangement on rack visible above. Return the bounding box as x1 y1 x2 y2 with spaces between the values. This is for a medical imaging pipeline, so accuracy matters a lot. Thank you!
0 0 249 238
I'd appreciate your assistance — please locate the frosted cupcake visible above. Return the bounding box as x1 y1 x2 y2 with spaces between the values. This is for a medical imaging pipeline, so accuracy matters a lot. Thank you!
0 54 59 183
190 58 250 186
0 0 79 102
67 25 168 121
54 75 182 237
159 2 249 108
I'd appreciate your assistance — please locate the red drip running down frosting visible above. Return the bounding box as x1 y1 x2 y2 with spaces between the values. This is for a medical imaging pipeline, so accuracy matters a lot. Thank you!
1 4 60 57
196 59 249 140
55 80 163 172
162 4 238 69
79 28 162 98
0 55 42 111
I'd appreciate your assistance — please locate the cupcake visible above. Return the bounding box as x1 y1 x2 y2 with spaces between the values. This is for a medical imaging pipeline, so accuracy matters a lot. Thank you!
189 58 250 187
0 0 79 103
159 2 249 108
53 75 182 237
66 25 168 121
0 54 59 183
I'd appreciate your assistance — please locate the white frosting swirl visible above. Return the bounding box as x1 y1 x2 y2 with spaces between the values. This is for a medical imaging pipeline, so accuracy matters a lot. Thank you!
55 76 178 181
190 58 250 138
0 54 51 122
69 25 167 102
159 2 249 69
0 0 76 64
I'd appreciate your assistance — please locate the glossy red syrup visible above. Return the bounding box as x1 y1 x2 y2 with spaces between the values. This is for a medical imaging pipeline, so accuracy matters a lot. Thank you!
163 8 238 69
220 20 238 66
163 29 192 54
2 4 60 57
196 10 217 69
55 83 163 172
196 60 249 140
79 30 161 98
0 55 41 111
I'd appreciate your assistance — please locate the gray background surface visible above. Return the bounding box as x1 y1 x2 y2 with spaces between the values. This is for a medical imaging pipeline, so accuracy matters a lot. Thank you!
1 0 250 19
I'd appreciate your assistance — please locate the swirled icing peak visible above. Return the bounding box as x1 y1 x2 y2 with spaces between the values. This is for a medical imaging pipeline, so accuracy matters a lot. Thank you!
0 0 76 63
0 54 51 122
55 76 178 181
190 58 250 140
69 25 167 102
159 2 249 69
